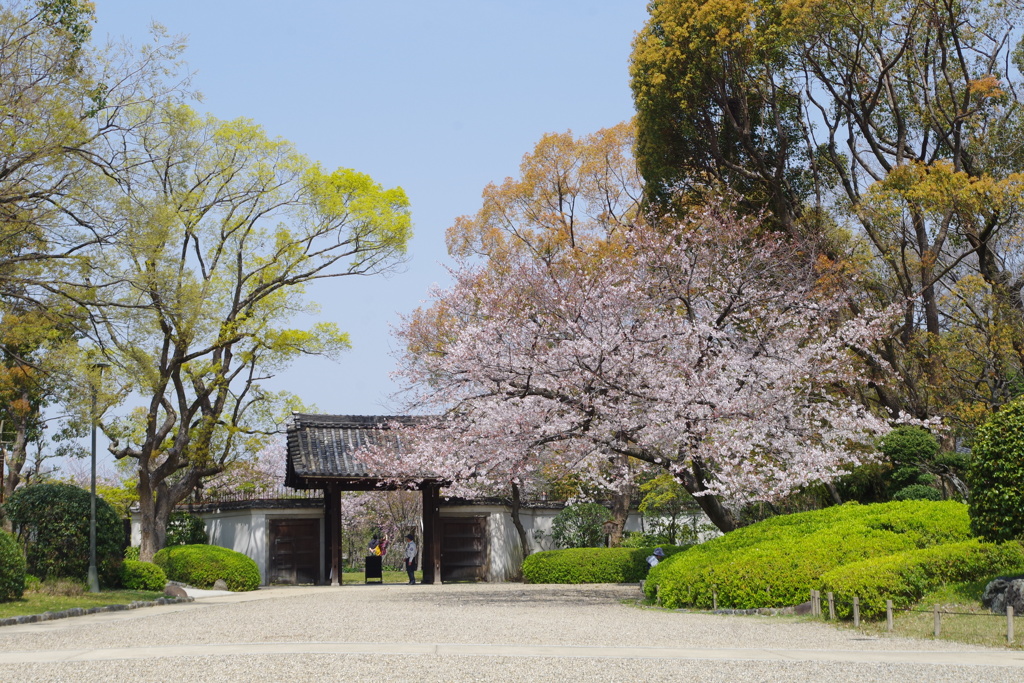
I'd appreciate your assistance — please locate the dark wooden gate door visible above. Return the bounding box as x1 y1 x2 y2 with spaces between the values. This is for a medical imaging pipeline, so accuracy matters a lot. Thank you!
440 516 487 582
269 518 320 584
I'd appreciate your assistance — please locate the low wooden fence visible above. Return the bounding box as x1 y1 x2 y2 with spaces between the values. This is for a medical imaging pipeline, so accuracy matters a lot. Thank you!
801 588 1018 644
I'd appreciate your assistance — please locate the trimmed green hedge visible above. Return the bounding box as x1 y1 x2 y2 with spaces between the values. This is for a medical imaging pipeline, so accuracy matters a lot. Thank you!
967 397 1024 542
0 529 26 602
153 544 260 591
4 483 124 586
820 540 1024 619
120 559 167 591
645 501 971 609
522 546 689 584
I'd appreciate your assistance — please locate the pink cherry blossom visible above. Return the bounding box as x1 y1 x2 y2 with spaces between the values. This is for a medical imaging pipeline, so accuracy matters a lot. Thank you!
360 208 897 531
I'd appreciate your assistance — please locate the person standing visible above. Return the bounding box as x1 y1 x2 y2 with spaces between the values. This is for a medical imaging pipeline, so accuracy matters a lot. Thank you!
404 533 418 585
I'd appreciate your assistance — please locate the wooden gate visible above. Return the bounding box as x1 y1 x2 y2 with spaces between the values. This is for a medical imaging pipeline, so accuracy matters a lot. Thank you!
269 518 320 584
440 516 488 582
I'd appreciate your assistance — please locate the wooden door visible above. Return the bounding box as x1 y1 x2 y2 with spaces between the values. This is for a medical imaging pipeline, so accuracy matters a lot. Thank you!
269 518 320 585
440 516 487 582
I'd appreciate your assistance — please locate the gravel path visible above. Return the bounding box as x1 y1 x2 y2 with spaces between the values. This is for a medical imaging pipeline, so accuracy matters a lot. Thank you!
0 583 1020 681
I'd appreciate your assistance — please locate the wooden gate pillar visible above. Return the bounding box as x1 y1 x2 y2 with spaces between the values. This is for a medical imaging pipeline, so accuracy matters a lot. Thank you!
323 484 341 585
421 482 442 584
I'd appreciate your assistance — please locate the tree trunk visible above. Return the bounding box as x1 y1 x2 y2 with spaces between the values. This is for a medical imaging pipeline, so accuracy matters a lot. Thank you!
2 413 27 501
676 458 737 533
608 484 631 546
509 482 530 563
825 481 843 506
136 475 177 562
689 489 737 533
605 453 633 546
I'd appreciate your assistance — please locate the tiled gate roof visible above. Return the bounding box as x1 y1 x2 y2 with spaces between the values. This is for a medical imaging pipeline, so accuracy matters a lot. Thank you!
284 414 424 489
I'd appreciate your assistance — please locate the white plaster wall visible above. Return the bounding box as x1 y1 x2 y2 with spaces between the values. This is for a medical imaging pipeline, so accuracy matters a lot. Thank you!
129 502 712 586
130 507 324 585
203 509 266 581
439 505 649 582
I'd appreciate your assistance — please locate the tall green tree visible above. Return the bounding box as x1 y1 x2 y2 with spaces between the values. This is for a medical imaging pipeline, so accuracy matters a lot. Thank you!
631 0 1024 431
0 0 189 308
71 105 411 560
630 0 814 230
1 0 95 301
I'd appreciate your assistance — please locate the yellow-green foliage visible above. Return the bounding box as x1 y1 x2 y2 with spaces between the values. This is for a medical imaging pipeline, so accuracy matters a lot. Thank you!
522 546 689 584
120 559 167 591
645 501 970 609
820 540 1024 619
153 544 260 591
0 530 26 602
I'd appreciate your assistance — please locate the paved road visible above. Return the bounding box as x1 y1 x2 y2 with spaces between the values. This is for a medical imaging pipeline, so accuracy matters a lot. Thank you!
0 583 1020 681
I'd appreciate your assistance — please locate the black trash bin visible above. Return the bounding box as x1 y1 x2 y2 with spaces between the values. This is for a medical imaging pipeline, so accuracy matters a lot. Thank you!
365 555 383 583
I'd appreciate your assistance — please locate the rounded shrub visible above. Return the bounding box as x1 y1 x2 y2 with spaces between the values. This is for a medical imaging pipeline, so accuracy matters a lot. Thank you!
0 529 26 602
551 503 612 548
120 559 167 591
4 483 124 586
522 545 689 584
153 544 260 591
967 398 1024 542
878 426 940 464
820 539 1024 619
645 500 970 609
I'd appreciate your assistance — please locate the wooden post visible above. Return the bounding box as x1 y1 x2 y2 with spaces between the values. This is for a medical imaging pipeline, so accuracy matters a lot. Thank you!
934 604 941 637
712 586 718 610
812 590 820 617
344 491 348 589
1009 604 1015 644
421 483 442 584
827 592 835 620
320 487 329 585
321 485 333 585
886 600 893 631
853 596 860 627
321 484 338 586
329 485 341 586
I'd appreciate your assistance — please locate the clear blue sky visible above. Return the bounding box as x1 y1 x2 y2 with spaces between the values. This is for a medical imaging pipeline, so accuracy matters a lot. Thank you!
93 1 650 415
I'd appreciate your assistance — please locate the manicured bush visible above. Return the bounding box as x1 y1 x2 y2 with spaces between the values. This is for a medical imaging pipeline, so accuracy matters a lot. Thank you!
165 511 208 546
967 398 1024 542
550 503 612 548
153 544 260 591
878 426 940 464
523 545 690 584
0 529 26 602
645 500 971 609
120 559 167 591
4 483 124 586
820 539 1024 619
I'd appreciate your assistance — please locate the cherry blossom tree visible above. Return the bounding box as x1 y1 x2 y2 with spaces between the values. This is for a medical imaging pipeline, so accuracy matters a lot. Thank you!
365 207 896 532
365 204 902 533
